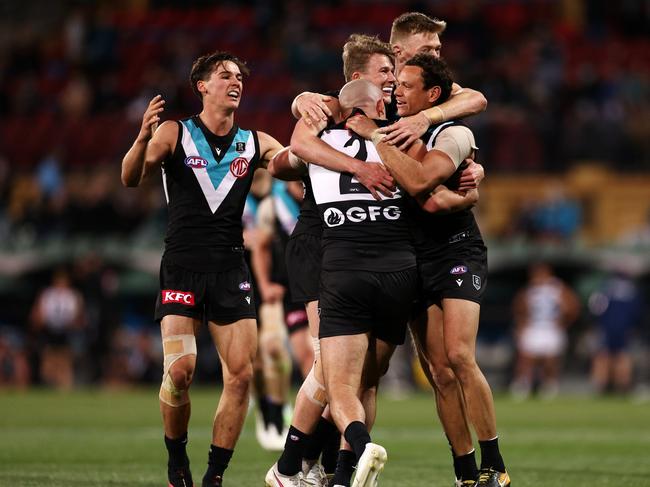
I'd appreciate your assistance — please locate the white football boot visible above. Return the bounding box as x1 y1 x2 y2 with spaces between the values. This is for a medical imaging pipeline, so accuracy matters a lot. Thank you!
351 443 387 487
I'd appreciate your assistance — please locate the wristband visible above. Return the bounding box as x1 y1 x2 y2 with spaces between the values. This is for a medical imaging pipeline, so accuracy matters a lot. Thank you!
370 129 386 145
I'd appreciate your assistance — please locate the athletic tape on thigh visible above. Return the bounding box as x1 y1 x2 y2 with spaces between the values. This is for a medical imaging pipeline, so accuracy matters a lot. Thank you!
311 336 320 358
159 334 196 407
303 366 327 407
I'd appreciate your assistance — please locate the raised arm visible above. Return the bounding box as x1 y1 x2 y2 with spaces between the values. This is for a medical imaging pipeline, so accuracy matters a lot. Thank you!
291 91 335 125
380 83 487 149
121 95 176 187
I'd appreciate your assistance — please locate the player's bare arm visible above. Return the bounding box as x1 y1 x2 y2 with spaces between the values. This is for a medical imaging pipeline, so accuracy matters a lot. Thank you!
267 147 307 181
250 199 286 304
291 116 395 200
419 186 479 214
257 130 285 170
380 83 487 149
121 95 175 187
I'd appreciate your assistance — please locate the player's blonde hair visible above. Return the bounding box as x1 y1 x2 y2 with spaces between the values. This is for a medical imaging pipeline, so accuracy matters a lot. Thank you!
342 34 394 82
390 12 447 45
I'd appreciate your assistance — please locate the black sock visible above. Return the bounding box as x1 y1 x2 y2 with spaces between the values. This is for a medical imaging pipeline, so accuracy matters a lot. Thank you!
331 449 356 486
479 437 506 472
343 421 371 462
456 450 479 481
165 433 189 467
446 436 462 480
304 417 338 461
203 444 233 479
277 426 308 476
267 399 285 435
321 426 341 474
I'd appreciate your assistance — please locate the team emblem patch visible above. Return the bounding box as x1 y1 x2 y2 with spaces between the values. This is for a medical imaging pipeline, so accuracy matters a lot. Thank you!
472 275 481 290
235 142 246 153
239 281 251 291
184 156 208 169
162 290 195 305
450 265 468 275
324 207 345 227
230 157 250 178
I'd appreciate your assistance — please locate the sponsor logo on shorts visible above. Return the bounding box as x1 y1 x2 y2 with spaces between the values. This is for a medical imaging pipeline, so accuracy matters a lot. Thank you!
473 275 481 290
235 142 246 153
323 205 401 227
239 281 251 291
450 265 468 275
184 156 208 169
162 290 195 305
230 157 250 178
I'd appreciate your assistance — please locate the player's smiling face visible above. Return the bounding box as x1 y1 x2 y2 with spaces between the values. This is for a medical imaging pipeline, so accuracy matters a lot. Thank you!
394 65 437 117
357 53 396 104
201 61 243 109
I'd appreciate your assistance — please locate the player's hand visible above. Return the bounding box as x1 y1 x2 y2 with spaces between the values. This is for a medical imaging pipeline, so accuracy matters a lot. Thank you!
345 115 379 140
296 92 333 127
138 95 165 142
457 160 484 191
260 282 285 303
378 112 430 150
352 161 395 200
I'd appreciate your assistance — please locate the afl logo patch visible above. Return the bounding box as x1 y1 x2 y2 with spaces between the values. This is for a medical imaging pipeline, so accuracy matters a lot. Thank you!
230 157 250 178
450 265 468 275
238 281 251 291
185 156 208 168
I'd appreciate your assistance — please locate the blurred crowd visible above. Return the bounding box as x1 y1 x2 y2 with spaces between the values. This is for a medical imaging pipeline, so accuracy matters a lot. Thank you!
0 0 649 393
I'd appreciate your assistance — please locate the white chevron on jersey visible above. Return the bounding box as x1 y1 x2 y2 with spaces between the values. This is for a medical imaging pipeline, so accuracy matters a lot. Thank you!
178 124 255 213
309 128 401 204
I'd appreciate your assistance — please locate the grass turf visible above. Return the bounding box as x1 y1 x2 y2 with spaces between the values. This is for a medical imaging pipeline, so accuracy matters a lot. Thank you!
1 388 649 486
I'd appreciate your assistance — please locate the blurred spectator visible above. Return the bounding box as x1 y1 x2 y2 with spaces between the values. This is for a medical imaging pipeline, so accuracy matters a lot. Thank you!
29 268 86 389
588 268 642 394
0 327 30 388
511 263 581 399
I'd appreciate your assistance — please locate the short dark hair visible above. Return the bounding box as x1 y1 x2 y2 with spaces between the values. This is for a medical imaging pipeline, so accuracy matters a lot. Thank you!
189 51 250 99
390 12 446 44
342 34 394 82
405 54 453 104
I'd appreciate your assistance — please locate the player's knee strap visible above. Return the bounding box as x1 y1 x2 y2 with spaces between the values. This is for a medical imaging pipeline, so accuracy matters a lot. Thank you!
303 366 327 408
159 334 196 407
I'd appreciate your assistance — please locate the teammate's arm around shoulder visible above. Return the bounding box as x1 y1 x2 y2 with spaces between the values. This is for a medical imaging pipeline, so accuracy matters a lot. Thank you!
121 95 175 187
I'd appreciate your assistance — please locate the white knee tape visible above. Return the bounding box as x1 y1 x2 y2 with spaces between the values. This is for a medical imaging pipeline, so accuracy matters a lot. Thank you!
159 334 196 407
303 366 327 408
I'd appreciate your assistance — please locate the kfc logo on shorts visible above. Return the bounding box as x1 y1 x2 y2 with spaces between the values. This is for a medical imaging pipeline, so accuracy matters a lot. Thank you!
450 265 468 275
184 156 208 169
162 290 195 305
230 157 250 178
238 281 251 291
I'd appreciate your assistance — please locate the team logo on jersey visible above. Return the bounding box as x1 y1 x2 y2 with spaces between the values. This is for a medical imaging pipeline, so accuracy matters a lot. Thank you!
473 275 482 290
323 205 401 227
324 208 345 227
238 281 251 291
184 156 208 169
162 290 195 305
235 142 246 153
230 157 250 178
450 265 468 275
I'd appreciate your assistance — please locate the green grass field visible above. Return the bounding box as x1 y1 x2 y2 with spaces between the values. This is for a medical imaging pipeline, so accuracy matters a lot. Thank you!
1 388 649 486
